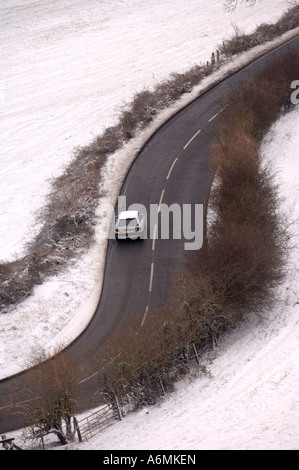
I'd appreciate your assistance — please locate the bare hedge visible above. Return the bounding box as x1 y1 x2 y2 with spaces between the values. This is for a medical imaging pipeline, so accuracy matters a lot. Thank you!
93 49 297 413
219 4 299 56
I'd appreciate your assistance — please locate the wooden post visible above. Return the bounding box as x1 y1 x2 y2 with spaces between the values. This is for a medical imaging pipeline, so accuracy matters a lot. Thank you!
211 52 215 65
114 395 123 421
74 417 83 443
1 435 22 450
12 442 22 450
40 430 45 450
217 49 220 63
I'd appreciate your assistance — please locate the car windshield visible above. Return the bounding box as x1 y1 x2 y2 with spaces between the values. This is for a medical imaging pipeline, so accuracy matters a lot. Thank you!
118 217 138 227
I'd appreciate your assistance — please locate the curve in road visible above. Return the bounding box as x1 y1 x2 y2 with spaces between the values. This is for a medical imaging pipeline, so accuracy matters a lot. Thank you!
1 34 299 433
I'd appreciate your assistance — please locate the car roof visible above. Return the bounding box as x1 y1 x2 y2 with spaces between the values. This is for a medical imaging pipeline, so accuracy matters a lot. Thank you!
118 210 139 219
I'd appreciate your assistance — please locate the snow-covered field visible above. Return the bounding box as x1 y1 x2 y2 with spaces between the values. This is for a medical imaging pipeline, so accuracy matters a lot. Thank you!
1 0 290 263
0 0 298 449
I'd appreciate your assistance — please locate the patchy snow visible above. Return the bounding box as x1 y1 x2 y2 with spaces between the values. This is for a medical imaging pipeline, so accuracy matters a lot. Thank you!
0 0 298 450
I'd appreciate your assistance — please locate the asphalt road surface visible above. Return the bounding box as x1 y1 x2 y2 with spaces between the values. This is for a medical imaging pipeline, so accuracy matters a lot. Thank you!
1 34 298 434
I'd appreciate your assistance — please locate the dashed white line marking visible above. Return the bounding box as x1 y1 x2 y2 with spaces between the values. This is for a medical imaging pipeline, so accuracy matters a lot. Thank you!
166 158 178 180
183 129 201 150
79 352 122 384
208 106 226 122
0 397 39 411
149 262 154 292
141 305 149 327
152 223 157 251
158 189 165 212
79 370 98 384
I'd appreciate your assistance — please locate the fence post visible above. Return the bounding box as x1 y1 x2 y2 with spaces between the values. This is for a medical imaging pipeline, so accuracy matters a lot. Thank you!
114 395 123 421
74 417 83 443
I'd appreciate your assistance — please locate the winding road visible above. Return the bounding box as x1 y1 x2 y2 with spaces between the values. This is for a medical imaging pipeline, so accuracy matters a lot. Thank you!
1 34 298 434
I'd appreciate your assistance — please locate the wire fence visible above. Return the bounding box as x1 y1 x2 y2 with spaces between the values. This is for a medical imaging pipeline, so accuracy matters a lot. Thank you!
75 339 217 442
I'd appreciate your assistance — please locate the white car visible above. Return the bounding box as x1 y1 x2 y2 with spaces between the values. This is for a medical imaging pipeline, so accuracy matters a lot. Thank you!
115 210 145 240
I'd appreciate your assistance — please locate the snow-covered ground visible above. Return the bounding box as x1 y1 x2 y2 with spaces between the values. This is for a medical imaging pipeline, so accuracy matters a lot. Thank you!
11 103 299 452
0 0 298 449
71 105 299 451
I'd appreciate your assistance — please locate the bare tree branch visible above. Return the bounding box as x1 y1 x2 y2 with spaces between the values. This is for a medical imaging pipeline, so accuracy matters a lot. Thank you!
224 0 259 11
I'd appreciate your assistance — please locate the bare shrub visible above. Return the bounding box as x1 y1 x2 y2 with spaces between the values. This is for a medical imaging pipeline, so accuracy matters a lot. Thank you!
220 4 299 56
93 302 202 411
192 54 293 319
220 24 260 56
9 346 83 447
219 50 299 143
224 0 258 12
129 88 159 122
276 3 299 32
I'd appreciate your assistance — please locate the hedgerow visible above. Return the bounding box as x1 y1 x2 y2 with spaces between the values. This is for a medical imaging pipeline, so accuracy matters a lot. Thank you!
93 49 298 412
